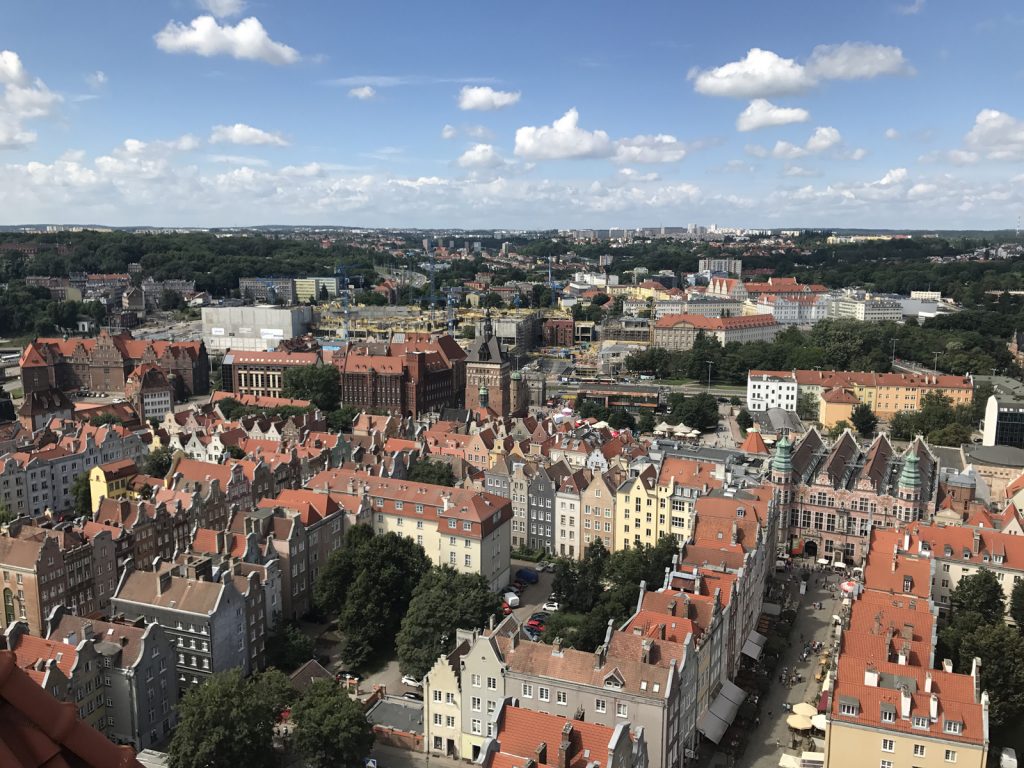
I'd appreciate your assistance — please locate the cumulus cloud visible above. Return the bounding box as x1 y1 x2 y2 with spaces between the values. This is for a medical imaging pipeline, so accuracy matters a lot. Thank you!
209 153 269 166
514 108 612 160
885 128 900 139
896 0 925 14
86 70 107 89
759 126 843 159
736 98 809 131
348 86 376 100
965 108 1024 160
441 124 457 140
198 0 247 17
457 143 505 169
690 42 911 98
0 50 62 149
154 15 299 65
806 43 912 80
784 165 818 177
613 134 687 164
458 86 521 111
805 126 842 153
210 123 288 146
877 167 908 185
689 49 813 98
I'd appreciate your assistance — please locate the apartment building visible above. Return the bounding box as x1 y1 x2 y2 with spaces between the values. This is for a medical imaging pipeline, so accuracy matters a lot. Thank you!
309 467 513 591
827 290 903 322
581 471 619 551
88 459 138 513
823 528 990 768
238 277 298 305
651 314 779 352
45 610 179 750
111 557 250 688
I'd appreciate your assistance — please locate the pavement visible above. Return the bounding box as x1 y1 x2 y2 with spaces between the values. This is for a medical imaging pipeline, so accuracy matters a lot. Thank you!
737 568 844 768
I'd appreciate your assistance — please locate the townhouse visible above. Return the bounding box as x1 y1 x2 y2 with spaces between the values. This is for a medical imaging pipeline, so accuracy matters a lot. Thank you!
310 467 513 591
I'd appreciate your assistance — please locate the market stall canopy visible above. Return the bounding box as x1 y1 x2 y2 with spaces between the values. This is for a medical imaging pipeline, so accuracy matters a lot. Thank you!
793 702 817 718
741 630 768 660
786 714 813 731
696 681 746 744
810 714 828 731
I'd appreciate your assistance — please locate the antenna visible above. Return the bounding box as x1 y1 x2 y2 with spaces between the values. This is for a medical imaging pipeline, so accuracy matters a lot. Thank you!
335 263 350 341
428 245 437 329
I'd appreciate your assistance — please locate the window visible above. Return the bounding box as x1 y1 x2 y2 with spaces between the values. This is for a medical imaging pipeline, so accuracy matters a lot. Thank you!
471 674 481 687
433 690 442 702
912 716 929 729
616 703 628 718
465 554 472 567
433 713 442 725
487 676 497 690
595 698 606 713
448 519 457 529
944 720 962 735
522 684 533 698
557 691 567 706
471 697 481 712
471 719 482 735
445 715 455 728
881 738 894 752
840 702 859 716
914 745 926 757
445 692 454 704
881 710 895 723
880 762 892 768
945 750 957 763
539 687 550 702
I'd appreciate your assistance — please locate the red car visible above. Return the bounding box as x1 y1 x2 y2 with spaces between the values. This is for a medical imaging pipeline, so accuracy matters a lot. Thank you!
502 602 512 615
526 618 545 631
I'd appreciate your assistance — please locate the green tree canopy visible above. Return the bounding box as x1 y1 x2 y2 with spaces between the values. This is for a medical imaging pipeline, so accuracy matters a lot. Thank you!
408 460 457 487
141 446 174 478
70 473 91 516
168 669 281 768
282 364 341 412
850 403 877 437
1011 579 1024 631
958 623 1024 729
736 408 754 431
292 678 375 768
265 620 315 673
950 568 1005 626
396 566 500 678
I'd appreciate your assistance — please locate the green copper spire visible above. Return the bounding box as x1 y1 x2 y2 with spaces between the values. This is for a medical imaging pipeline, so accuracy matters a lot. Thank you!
772 435 792 473
899 451 921 487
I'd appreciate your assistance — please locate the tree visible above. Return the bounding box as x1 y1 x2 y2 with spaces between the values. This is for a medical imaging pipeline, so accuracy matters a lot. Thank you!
282 364 340 412
408 460 457 487
950 569 1005 626
796 392 819 421
265 620 315 673
224 445 246 460
1011 579 1024 632
326 405 359 433
292 679 375 768
88 413 120 426
827 420 851 438
637 413 656 434
481 291 505 309
160 289 185 311
142 446 173 478
850 403 877 437
70 472 91 516
168 669 278 768
736 409 754 431
667 393 719 431
396 566 500 678
958 623 1024 729
607 409 636 431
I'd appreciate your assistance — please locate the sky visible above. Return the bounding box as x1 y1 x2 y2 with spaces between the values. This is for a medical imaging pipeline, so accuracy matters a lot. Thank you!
1 0 1023 230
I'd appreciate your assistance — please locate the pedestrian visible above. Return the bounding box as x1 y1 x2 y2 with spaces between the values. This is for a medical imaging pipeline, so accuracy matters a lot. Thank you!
768 710 772 719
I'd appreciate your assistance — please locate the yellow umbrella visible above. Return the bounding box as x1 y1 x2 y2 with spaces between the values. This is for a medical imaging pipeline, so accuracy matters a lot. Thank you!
793 702 818 718
787 714 813 731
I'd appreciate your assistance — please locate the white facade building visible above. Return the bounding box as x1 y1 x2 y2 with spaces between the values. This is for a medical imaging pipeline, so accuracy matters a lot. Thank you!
746 371 798 412
201 305 314 353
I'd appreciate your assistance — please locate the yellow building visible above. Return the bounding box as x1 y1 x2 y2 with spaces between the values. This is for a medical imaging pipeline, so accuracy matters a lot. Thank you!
88 458 139 513
423 641 465 757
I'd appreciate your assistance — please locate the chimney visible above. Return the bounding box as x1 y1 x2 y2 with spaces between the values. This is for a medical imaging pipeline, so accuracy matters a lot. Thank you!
972 529 981 555
593 644 606 670
925 671 933 693
942 658 953 673
552 638 563 655
902 531 910 551
82 622 94 640
64 631 77 646
930 692 939 721
557 723 573 768
157 570 172 595
215 530 226 553
641 638 653 664
897 641 909 666
899 685 911 719
534 743 547 766
666 599 676 617
864 665 879 687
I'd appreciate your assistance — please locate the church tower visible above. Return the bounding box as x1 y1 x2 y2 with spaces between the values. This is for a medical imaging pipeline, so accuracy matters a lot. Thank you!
465 310 511 416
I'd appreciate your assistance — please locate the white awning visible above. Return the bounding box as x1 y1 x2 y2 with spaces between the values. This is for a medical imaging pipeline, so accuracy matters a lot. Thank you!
697 681 747 744
741 630 768 660
779 756 800 768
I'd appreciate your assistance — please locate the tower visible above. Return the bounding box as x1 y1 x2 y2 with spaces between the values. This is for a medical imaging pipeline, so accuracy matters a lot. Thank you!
509 369 529 416
770 434 793 504
464 309 511 416
897 449 922 522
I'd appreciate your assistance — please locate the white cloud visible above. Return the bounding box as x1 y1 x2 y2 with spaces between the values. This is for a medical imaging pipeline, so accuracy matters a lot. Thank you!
208 153 269 166
761 126 842 159
877 167 908 185
691 43 911 99
613 134 687 164
884 127 900 139
806 126 842 153
736 98 809 131
441 124 457 140
896 0 925 15
348 86 376 100
965 108 1024 160
198 0 247 17
849 147 868 160
154 15 299 65
617 168 660 182
689 48 813 98
806 43 912 80
0 50 62 149
86 70 107 89
457 143 505 169
784 165 818 177
466 125 492 140
514 108 612 160
210 123 288 146
458 85 521 111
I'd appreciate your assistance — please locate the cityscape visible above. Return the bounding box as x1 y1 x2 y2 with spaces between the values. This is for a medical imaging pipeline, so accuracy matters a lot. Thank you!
2 3 1024 768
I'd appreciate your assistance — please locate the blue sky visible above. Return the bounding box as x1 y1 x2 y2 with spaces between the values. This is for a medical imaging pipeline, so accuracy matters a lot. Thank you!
1 0 1023 229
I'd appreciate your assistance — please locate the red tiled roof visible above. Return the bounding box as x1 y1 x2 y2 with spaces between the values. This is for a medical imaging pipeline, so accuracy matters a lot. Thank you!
654 313 777 330
0 651 143 768
496 706 617 768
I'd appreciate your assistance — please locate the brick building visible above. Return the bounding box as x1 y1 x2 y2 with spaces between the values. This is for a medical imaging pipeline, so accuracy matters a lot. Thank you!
542 319 575 348
222 349 322 400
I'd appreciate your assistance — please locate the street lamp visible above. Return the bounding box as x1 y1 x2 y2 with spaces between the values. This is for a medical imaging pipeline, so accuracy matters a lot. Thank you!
890 338 897 365
705 360 714 393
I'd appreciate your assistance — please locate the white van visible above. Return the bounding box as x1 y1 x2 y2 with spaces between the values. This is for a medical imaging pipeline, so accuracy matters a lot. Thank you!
503 591 520 608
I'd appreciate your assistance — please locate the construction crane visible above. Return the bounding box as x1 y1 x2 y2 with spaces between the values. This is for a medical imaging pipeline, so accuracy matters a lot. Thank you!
427 245 438 328
446 287 458 335
334 262 351 341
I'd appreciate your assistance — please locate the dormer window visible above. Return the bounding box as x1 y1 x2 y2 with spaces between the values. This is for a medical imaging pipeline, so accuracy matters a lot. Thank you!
881 706 896 723
943 719 962 735
839 696 860 716
994 554 1005 564
903 576 913 593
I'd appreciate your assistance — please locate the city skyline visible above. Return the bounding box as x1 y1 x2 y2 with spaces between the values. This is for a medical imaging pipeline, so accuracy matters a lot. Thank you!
1 1 1023 229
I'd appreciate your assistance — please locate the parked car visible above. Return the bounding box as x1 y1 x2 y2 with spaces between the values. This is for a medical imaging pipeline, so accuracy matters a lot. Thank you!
401 675 422 688
541 601 560 612
403 692 424 701
530 612 550 622
505 583 522 595
526 618 545 631
512 580 527 591
502 602 512 615
523 627 541 642
534 561 549 571
503 591 521 608
516 568 540 584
